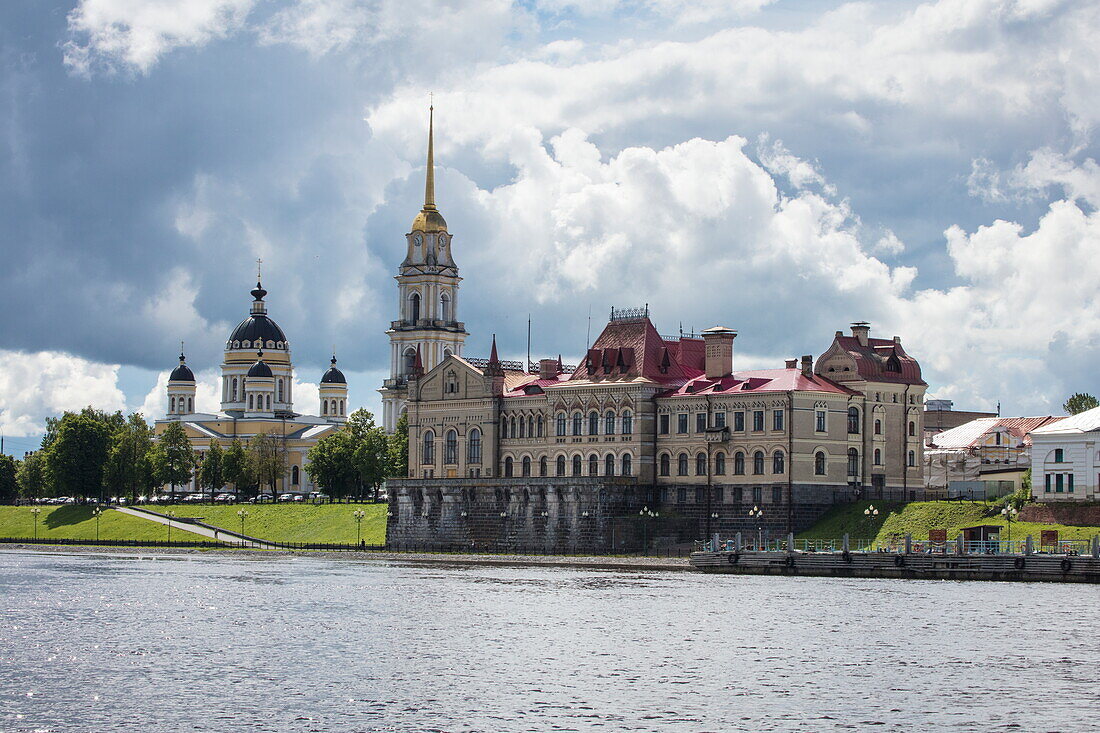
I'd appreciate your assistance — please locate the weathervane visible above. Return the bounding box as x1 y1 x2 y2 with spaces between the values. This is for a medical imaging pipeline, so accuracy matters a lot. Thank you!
256 257 263 280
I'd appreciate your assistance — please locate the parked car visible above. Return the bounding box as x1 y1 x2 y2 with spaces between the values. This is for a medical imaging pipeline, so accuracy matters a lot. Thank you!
215 493 236 503
309 492 329 502
277 493 295 502
292 494 304 502
250 494 274 503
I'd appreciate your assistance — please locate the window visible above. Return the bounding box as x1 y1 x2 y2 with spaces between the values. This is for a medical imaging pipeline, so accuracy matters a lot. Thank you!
734 452 745 475
1068 473 1074 493
772 451 785 474
621 454 632 476
677 453 689 476
522 456 531 477
589 454 599 476
714 487 724 503
874 419 882 435
753 487 762 505
1056 473 1064 492
677 488 687 503
847 407 860 434
714 452 726 475
772 486 782 504
439 292 450 321
695 488 704 504
714 411 726 428
752 410 764 431
537 416 544 438
422 431 435 464
1045 473 1051 493
504 456 514 477
468 429 482 464
847 448 859 476
696 413 707 432
170 397 176 412
409 292 421 321
773 410 784 431
734 411 745 431
815 451 826 475
816 409 827 432
660 454 671 476
403 348 416 376
445 371 458 395
589 411 600 436
871 448 881 466
907 450 916 467
187 397 192 412
606 411 616 435
291 465 299 485
1055 449 1064 463
677 414 688 434
696 453 707 476
556 413 566 436
277 378 284 403
573 455 582 476
893 393 898 403
753 451 765 475
231 377 238 401
248 394 254 410
659 414 670 434
572 413 583 436
908 421 916 437
605 454 615 476
444 430 458 464
622 411 633 434
556 456 566 476
518 417 525 438
733 487 743 503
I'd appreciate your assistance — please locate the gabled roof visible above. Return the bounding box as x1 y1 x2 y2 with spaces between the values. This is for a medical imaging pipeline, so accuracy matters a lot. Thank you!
1030 406 1100 435
568 316 704 386
929 416 1064 448
658 369 858 398
825 335 925 385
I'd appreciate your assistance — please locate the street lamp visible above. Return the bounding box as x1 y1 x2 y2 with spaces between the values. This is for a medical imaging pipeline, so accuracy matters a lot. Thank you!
237 508 249 537
639 506 659 553
165 510 176 543
748 506 764 549
92 507 102 542
864 504 879 517
353 509 366 545
30 506 41 540
1001 504 1018 549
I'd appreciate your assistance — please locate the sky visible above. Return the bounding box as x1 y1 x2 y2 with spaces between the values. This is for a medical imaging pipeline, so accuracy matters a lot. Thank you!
1 0 1099 455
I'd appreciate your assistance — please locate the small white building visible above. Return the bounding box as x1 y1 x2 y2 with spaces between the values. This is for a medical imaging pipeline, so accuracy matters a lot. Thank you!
1030 406 1100 501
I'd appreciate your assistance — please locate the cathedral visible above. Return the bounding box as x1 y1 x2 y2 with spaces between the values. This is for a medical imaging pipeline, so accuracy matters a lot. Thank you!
154 277 349 495
384 111 930 552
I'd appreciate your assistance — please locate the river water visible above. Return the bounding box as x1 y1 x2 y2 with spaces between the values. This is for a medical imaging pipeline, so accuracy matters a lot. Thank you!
0 550 1097 732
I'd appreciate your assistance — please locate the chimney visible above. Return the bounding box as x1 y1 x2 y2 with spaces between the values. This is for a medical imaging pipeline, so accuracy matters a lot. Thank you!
701 326 736 379
893 336 901 344
785 358 797 369
801 354 813 377
850 321 870 347
538 358 559 380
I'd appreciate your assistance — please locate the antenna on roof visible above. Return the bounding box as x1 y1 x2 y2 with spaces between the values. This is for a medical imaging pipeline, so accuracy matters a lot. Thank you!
997 401 1001 417
526 314 531 374
586 305 592 350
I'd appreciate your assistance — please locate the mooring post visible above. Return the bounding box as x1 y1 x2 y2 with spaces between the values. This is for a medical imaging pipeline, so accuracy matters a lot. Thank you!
905 533 912 555
735 531 742 551
1025 535 1033 555
957 533 966 555
787 532 795 554
1092 535 1099 559
843 533 850 552
712 532 720 552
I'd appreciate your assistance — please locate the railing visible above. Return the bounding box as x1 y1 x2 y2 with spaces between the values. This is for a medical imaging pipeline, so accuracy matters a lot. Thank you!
696 536 1100 557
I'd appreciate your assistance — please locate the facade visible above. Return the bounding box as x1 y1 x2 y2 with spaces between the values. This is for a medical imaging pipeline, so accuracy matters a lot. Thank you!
1029 406 1100 502
924 416 1063 499
154 279 349 495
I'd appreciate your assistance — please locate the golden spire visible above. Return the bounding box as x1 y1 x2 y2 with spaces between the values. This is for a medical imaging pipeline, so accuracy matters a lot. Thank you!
411 104 447 233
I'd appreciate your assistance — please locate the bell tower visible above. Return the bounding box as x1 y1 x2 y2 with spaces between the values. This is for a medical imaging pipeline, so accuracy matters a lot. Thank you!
380 107 468 433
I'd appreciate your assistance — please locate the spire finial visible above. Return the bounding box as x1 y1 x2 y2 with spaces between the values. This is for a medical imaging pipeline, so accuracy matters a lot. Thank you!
180 341 185 361
424 105 436 210
256 257 263 281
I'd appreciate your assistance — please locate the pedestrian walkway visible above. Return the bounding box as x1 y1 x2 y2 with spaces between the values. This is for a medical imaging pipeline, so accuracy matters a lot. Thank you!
112 507 280 550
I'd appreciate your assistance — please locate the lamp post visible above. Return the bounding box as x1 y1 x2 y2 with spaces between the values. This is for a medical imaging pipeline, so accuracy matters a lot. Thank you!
30 506 41 540
237 508 249 538
165 510 176 543
638 506 659 553
1001 504 1018 551
353 509 366 545
92 507 102 542
864 504 879 549
748 506 764 549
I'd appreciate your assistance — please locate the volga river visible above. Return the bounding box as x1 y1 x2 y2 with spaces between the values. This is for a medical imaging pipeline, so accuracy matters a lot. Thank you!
0 550 1097 732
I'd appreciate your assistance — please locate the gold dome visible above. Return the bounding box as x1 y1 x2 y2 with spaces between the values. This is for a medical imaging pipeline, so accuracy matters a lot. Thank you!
411 206 448 233
410 106 447 233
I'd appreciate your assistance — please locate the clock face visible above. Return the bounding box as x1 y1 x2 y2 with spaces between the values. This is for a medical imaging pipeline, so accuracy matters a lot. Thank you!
414 234 423 247
438 235 446 248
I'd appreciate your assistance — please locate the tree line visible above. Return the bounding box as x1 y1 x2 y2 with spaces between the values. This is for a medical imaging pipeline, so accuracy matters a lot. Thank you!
0 407 408 504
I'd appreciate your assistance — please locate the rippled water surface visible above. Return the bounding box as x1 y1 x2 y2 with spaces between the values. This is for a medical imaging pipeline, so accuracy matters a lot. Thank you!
1 550 1098 732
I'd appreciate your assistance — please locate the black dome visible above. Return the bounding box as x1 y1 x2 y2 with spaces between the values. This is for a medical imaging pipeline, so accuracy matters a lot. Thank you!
169 353 194 382
247 353 273 378
321 357 346 384
228 315 288 350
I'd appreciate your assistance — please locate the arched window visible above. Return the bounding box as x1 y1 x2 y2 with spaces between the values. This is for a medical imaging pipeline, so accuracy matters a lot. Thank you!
908 450 916 467
556 413 566 436
323 399 329 415
510 416 517 438
589 454 599 476
696 453 707 476
291 465 300 485
572 455 582 476
556 455 566 476
847 407 860 434
467 428 482 464
874 419 882 435
605 411 615 435
677 453 689 476
621 454 632 476
445 429 458 464
423 431 435 464
504 456 514 477
605 454 615 476
528 416 534 437
277 378 284 403
439 292 450 321
248 394 254 410
734 452 745 475
187 397 193 413
518 416 525 438
537 416 543 437
522 456 531 477
589 411 600 435
340 400 344 416
753 451 765 475
622 410 633 434
714 452 726 475
908 421 916 437
808 451 822 476
847 448 859 476
170 397 176 412
539 456 548 477
403 348 417 376
572 413 583 436
444 371 458 394
873 448 882 466
659 454 670 476
266 394 271 410
409 292 421 322
773 451 785 474
231 377 238 401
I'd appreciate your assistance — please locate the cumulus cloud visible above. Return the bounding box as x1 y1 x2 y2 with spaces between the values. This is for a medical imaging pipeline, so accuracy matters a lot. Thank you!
0 350 127 437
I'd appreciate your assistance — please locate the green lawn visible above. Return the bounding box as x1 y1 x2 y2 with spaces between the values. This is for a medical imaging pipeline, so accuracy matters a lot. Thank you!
798 500 1100 542
140 503 388 544
0 505 207 542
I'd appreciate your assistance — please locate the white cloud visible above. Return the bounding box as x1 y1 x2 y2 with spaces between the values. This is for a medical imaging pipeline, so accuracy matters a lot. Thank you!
0 350 128 437
138 367 323 421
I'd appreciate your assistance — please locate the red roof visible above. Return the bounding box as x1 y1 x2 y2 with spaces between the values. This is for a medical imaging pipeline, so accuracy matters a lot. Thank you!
830 335 924 385
658 368 858 398
568 317 704 385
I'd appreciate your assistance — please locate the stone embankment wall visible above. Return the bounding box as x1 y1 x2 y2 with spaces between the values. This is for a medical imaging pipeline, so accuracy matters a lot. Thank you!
1020 502 1100 527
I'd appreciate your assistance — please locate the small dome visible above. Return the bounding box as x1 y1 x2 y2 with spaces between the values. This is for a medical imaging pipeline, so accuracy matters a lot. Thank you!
169 353 195 382
411 207 447 233
321 356 346 384
247 352 273 378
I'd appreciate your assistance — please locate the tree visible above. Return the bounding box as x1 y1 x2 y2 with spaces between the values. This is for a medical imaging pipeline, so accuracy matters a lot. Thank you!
42 407 125 451
17 451 47 502
345 409 389 501
103 413 155 503
388 412 409 479
45 412 114 501
0 455 18 503
222 437 252 502
305 431 358 500
1063 393 1099 415
248 432 286 500
200 440 225 501
158 421 196 497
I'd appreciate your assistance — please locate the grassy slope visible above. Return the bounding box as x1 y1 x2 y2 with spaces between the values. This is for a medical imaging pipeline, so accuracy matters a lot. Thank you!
0 506 207 542
144 503 388 544
798 500 1100 542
